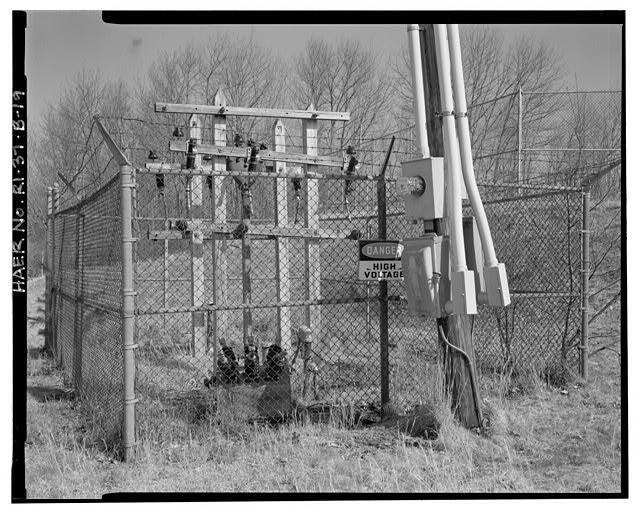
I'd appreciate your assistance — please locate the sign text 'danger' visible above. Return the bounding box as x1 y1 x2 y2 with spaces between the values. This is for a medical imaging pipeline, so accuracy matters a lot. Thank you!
360 241 404 259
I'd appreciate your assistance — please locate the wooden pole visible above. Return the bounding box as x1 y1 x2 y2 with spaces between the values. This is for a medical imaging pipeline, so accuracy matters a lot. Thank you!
163 204 169 332
241 175 254 351
188 114 206 357
420 24 444 158
302 105 322 351
421 24 482 428
273 119 293 355
212 90 229 348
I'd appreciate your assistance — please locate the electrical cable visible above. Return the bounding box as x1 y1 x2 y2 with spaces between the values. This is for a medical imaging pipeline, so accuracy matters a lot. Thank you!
437 323 484 427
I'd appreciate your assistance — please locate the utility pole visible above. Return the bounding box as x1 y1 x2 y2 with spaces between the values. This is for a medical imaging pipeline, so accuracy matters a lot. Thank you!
419 24 483 429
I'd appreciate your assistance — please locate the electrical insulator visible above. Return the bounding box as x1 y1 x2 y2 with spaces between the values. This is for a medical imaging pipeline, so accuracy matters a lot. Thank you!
244 146 253 168
344 154 360 195
186 138 197 169
155 173 165 192
244 344 259 381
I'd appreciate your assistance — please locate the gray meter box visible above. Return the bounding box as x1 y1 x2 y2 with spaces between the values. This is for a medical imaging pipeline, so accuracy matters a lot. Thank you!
400 157 445 221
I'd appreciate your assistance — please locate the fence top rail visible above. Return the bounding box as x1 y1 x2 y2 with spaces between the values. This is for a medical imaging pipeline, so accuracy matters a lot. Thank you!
522 90 622 95
155 102 350 121
475 189 581 207
474 180 582 193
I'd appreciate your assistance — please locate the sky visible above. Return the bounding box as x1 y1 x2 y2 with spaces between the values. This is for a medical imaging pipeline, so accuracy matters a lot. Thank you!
24 12 623 128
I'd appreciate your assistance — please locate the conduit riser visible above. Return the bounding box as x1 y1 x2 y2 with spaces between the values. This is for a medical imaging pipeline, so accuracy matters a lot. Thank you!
446 24 499 268
407 24 430 158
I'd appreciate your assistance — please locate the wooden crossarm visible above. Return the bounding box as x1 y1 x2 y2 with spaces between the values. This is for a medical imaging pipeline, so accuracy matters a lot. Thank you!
155 102 350 122
147 222 361 241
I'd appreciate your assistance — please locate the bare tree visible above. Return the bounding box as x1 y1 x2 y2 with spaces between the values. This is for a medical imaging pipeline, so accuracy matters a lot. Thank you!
393 25 566 182
290 39 396 154
135 36 284 148
27 69 131 275
35 69 131 203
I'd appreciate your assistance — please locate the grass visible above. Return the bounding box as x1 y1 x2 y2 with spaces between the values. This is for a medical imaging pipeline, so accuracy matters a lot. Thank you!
24 275 622 497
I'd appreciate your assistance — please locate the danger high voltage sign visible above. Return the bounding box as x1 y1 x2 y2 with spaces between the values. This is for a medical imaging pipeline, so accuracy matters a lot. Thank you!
358 240 404 281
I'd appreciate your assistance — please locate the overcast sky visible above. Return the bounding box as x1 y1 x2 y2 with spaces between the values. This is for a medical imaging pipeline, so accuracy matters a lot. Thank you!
25 12 623 127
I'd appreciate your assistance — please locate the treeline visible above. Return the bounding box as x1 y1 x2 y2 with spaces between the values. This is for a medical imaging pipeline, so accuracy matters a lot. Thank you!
29 26 620 277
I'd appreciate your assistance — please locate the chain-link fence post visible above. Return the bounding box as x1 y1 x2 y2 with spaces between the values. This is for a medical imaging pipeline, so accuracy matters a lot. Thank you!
378 137 395 407
517 86 523 195
51 183 60 362
120 163 137 461
44 187 53 354
580 186 591 379
72 211 85 390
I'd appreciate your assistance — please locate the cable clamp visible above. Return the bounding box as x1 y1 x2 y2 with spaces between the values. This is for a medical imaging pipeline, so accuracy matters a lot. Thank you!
124 397 139 405
124 343 139 351
435 110 454 118
454 111 468 119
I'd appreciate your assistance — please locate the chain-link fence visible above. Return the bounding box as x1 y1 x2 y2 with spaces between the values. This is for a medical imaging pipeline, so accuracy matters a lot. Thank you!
46 103 591 454
467 90 621 378
48 174 124 444
468 90 622 190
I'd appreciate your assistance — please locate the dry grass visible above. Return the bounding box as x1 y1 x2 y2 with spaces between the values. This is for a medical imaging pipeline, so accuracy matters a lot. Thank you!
25 276 621 497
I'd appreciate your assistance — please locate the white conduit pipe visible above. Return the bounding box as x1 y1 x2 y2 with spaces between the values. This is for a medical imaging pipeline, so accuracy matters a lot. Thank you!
447 24 499 268
433 24 467 273
407 25 430 158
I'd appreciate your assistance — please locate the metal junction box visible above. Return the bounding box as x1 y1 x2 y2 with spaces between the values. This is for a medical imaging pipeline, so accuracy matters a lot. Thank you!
401 235 442 317
484 263 511 307
449 269 478 315
399 157 445 221
462 216 485 295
